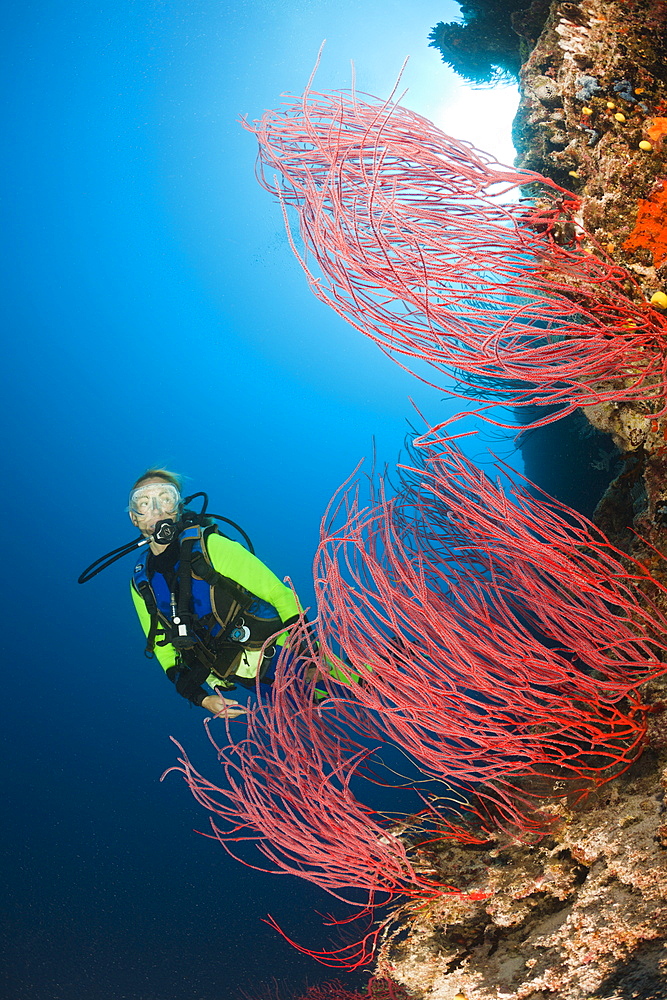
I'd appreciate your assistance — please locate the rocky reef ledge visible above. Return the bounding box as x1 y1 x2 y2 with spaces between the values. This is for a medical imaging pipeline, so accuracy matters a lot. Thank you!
377 677 667 998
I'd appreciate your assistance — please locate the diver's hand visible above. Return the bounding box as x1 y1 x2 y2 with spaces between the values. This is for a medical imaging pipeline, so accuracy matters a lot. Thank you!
201 694 247 718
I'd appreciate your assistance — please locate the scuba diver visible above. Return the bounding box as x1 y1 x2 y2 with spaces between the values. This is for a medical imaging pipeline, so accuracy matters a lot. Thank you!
80 469 301 717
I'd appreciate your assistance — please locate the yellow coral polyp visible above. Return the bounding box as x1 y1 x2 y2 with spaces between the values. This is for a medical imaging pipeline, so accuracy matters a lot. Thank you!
639 140 653 151
614 113 627 123
582 107 594 116
651 291 667 310
607 101 616 109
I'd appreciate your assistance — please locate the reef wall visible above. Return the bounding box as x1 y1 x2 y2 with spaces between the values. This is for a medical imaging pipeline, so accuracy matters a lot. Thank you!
378 3 667 997
512 0 667 538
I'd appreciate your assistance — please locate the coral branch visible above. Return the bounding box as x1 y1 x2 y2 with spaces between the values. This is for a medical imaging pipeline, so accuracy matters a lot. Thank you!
168 435 667 967
245 88 667 420
311 435 667 828
164 666 457 907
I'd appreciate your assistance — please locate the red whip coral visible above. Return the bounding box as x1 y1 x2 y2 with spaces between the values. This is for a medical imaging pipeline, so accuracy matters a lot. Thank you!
165 655 471 967
169 435 667 966
167 696 445 904
246 81 667 421
312 434 667 828
164 628 475 936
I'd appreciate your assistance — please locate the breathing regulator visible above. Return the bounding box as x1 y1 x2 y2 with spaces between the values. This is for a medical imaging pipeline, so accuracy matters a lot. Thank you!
77 491 254 584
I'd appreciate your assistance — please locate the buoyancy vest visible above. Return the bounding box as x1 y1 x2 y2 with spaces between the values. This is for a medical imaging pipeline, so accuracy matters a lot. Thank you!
131 524 284 689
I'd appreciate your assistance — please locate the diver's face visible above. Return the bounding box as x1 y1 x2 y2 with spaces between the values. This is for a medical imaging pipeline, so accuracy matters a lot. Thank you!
128 479 180 538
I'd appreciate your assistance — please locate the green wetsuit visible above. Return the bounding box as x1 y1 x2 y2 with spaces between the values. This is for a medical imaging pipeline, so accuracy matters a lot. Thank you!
131 531 300 704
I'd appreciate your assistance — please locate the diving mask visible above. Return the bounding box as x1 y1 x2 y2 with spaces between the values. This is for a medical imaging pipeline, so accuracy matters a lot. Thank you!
128 482 181 518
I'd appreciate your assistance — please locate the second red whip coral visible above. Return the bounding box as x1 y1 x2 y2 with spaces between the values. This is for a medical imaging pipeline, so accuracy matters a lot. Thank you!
169 435 667 965
312 435 667 829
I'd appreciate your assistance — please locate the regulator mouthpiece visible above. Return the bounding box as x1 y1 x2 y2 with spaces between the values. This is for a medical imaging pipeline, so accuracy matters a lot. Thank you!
152 519 179 545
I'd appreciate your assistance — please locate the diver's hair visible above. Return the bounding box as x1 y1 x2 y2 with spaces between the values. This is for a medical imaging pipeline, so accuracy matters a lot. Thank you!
131 468 183 491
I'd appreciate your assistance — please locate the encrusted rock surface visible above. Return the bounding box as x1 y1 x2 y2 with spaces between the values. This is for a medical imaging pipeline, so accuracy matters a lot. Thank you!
377 689 667 999
513 0 667 270
513 0 667 513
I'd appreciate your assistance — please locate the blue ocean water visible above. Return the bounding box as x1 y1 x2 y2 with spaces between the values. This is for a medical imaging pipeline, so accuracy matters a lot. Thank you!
0 3 531 998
